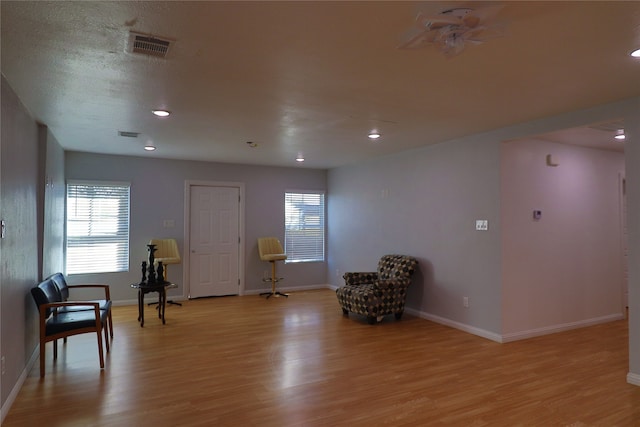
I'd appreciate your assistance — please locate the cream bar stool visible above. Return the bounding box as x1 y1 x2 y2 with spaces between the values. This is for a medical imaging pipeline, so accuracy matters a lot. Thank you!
258 237 288 298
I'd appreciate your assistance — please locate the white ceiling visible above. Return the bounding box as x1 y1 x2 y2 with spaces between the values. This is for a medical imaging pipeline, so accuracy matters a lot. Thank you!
1 1 638 168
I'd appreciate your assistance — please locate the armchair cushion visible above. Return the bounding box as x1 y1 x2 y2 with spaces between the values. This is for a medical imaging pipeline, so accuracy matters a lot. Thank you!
336 254 418 324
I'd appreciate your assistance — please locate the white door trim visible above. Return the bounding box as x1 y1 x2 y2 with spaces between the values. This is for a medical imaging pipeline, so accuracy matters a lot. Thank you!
619 172 628 314
184 180 245 297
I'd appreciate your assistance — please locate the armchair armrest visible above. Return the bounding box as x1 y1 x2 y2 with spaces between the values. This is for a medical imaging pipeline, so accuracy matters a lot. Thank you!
67 284 111 300
374 278 411 290
343 272 378 286
41 301 101 317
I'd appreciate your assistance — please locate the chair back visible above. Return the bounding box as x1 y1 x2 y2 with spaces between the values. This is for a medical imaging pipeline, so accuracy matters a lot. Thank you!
31 278 63 317
258 237 285 261
149 239 181 264
377 255 418 280
48 272 69 300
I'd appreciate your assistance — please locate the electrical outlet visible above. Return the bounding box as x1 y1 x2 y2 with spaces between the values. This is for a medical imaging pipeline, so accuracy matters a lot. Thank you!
475 220 489 231
463 296 469 308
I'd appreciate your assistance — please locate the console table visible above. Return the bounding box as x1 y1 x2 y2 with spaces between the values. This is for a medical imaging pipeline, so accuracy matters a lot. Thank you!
130 282 177 327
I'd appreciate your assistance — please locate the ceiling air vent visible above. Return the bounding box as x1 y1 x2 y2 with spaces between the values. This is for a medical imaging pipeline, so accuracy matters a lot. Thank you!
127 31 172 58
118 131 140 138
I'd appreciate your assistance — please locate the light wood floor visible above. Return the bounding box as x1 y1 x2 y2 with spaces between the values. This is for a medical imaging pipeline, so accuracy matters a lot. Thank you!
4 289 640 426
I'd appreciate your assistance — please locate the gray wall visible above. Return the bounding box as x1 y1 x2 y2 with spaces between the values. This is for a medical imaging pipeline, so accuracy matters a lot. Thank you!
1 76 40 412
65 152 328 302
328 134 503 336
41 127 65 278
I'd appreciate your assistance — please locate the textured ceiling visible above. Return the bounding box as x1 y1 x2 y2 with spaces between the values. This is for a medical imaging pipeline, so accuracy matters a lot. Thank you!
1 1 638 168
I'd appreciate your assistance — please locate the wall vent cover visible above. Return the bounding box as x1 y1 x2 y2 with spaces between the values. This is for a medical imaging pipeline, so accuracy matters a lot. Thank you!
127 31 172 58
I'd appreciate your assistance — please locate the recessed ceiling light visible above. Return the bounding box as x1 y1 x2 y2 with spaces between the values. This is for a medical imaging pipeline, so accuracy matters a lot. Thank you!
296 154 305 162
368 132 381 140
615 129 626 140
630 48 640 58
152 109 171 117
144 140 156 151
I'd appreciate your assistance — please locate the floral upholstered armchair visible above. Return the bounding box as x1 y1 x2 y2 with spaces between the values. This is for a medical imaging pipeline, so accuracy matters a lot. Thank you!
336 254 418 324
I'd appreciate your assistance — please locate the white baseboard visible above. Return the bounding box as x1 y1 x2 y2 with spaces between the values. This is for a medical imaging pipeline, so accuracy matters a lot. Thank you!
627 372 640 387
500 313 624 342
404 308 503 342
403 309 624 343
1 346 38 424
243 284 333 296
114 286 335 303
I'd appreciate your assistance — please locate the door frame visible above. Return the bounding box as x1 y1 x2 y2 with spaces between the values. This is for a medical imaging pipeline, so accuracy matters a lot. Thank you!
619 172 628 315
183 180 245 297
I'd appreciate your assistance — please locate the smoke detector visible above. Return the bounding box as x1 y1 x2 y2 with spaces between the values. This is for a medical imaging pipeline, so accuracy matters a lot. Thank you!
127 31 173 58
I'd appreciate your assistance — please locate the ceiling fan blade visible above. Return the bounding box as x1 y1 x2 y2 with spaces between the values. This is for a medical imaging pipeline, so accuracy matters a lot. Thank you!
397 27 437 49
415 11 461 30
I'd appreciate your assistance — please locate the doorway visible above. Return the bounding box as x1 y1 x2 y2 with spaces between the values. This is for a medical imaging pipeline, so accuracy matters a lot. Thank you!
184 181 244 298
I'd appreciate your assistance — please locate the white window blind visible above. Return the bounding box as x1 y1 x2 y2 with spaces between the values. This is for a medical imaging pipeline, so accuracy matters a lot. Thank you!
284 191 325 263
66 181 130 274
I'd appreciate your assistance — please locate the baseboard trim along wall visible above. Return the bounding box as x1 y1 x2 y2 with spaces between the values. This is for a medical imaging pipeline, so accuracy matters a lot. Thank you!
244 284 333 296
404 308 503 343
404 309 625 344
500 313 625 343
1 347 38 425
627 372 640 386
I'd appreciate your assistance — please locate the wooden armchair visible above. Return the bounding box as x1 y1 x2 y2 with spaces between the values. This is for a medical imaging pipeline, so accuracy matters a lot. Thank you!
47 272 113 340
31 278 109 377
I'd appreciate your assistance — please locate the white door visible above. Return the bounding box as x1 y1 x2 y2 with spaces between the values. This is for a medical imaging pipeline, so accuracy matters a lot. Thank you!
189 185 240 298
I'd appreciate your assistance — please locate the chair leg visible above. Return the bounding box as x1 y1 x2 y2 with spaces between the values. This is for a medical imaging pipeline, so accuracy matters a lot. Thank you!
40 341 46 378
103 322 110 353
96 331 105 370
108 310 114 339
260 261 288 298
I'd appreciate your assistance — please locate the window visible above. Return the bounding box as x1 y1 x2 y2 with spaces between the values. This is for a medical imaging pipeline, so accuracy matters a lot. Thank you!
66 181 130 274
284 191 325 263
